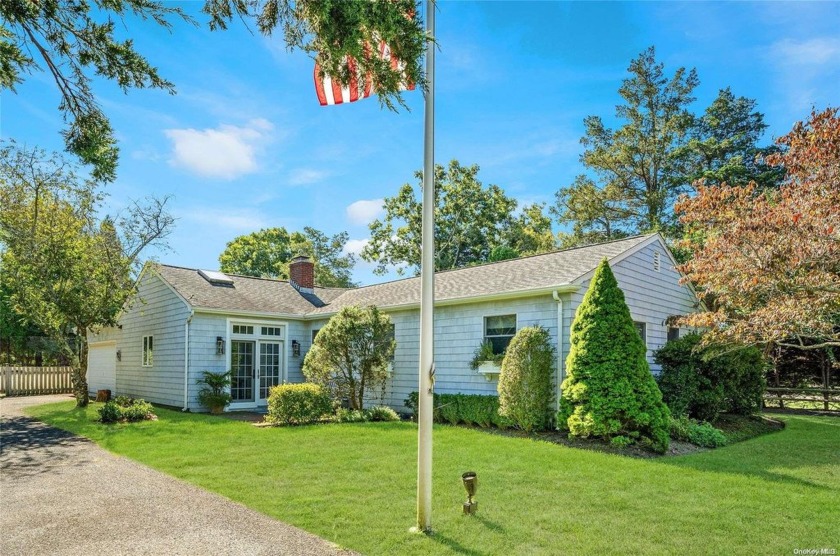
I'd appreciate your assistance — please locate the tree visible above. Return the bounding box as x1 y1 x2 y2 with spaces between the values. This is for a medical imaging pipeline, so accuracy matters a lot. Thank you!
497 326 555 433
551 176 634 246
302 305 395 409
573 47 699 236
363 160 554 275
218 226 356 287
680 88 785 190
0 143 175 406
2 0 425 181
558 259 671 452
675 107 840 353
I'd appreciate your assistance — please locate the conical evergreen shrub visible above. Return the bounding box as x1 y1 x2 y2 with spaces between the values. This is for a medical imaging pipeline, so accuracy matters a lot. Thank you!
558 259 670 452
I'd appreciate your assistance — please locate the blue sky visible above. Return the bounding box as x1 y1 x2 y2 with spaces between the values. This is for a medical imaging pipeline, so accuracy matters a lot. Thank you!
3 1 839 285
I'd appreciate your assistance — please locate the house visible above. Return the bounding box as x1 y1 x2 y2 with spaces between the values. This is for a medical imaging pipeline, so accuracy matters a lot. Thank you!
86 233 699 412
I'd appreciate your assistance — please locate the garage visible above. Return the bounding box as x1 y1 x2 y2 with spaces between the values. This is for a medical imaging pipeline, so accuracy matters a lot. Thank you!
87 341 117 395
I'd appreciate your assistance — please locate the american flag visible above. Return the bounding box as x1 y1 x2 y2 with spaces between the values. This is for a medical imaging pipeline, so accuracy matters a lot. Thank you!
314 39 415 106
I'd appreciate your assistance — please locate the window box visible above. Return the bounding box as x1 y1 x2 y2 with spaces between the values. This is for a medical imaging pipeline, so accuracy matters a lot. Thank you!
476 361 501 381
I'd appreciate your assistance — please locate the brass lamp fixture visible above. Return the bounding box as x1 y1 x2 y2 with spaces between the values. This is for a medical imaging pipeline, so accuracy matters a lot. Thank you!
462 471 478 515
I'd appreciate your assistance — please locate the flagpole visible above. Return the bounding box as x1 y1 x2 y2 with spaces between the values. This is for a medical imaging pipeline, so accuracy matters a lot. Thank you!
416 0 435 534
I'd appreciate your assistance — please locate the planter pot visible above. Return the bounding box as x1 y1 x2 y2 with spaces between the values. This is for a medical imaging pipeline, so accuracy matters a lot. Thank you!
476 361 502 381
210 405 225 415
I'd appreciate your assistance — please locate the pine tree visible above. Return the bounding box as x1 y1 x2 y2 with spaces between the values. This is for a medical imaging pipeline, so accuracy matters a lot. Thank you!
558 259 671 452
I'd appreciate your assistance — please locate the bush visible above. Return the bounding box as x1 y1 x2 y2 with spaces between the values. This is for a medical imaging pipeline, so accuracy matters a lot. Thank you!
335 408 368 423
196 371 232 413
669 415 727 448
497 326 555 432
98 398 155 423
404 392 511 429
655 334 766 422
267 383 333 426
365 405 400 422
558 259 671 453
469 340 504 370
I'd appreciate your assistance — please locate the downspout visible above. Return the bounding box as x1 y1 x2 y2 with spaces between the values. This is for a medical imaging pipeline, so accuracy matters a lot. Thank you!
183 309 194 411
552 290 564 416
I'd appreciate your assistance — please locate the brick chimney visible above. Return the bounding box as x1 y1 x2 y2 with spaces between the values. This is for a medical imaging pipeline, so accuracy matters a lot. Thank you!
289 255 315 293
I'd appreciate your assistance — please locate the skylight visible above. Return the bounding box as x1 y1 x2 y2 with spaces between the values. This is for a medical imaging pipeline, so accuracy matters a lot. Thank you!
198 269 234 286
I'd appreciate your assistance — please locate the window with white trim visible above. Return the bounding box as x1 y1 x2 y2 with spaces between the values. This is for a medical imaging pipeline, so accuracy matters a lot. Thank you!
142 335 154 367
232 325 254 335
261 326 282 336
667 327 680 342
311 329 320 344
634 322 647 346
485 315 516 355
385 323 396 362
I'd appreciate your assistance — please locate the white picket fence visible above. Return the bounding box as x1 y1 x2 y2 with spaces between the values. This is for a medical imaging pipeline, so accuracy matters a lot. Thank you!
0 366 74 396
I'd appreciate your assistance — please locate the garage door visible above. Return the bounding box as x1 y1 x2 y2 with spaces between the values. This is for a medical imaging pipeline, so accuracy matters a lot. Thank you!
88 341 117 394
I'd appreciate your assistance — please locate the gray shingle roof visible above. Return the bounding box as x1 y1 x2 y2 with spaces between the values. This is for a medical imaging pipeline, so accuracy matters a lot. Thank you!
155 234 653 317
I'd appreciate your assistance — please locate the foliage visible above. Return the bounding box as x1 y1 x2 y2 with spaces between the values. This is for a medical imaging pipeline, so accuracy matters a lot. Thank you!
404 392 511 429
363 160 556 275
2 0 424 180
551 176 635 245
468 340 504 370
675 107 840 353
266 383 333 426
365 405 400 422
558 259 671 452
219 226 356 288
98 398 155 423
0 143 174 406
655 334 766 421
302 306 395 409
335 408 368 423
497 326 555 433
196 371 232 411
669 415 728 448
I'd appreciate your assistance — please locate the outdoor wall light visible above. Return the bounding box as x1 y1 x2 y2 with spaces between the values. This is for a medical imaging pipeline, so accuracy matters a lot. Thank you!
292 340 301 357
216 336 225 355
462 471 478 515
116 350 121 362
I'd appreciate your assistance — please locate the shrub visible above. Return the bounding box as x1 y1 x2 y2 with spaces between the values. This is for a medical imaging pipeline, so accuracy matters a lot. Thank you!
655 334 766 422
404 392 511 428
365 406 400 422
497 326 555 433
267 383 333 425
669 415 727 448
558 259 671 453
335 408 368 423
469 340 504 370
196 371 232 413
98 398 155 423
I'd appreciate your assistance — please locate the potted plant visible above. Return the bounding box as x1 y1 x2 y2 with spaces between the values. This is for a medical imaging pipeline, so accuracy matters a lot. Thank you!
469 340 505 380
197 370 232 414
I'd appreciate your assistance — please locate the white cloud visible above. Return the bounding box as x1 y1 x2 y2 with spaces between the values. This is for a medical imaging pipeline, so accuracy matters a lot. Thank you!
346 198 385 225
343 238 370 257
180 207 269 232
288 168 330 186
164 118 273 180
771 37 840 67
767 37 840 112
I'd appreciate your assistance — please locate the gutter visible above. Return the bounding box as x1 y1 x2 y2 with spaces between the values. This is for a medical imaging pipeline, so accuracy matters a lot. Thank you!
183 309 194 411
552 290 564 415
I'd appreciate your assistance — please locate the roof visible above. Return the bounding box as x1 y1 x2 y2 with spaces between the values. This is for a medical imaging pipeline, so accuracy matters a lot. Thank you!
153 234 655 318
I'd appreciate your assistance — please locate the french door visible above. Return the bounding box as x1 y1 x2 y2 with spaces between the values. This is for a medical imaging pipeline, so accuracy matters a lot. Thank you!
231 339 283 405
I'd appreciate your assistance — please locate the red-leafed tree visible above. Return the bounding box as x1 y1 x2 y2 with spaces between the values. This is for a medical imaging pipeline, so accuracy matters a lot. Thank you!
675 107 840 352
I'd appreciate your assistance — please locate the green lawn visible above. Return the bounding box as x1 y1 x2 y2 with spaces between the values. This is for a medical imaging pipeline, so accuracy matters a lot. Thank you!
27 402 840 555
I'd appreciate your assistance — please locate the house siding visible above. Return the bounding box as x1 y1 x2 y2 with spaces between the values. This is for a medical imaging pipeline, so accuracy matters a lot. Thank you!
569 238 698 373
114 272 190 407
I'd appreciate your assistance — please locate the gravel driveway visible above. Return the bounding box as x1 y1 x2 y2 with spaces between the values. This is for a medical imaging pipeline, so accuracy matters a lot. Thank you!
0 395 354 556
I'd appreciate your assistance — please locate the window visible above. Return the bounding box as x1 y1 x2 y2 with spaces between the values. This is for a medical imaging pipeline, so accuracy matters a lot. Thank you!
653 251 661 272
261 326 282 336
667 327 680 342
384 324 396 362
142 335 154 367
634 322 647 345
485 315 516 355
232 325 254 335
311 329 320 344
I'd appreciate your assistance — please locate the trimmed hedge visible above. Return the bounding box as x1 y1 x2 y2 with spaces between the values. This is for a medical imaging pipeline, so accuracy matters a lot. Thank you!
655 333 766 422
405 392 511 428
498 326 555 432
558 259 671 453
267 383 333 425
98 397 155 423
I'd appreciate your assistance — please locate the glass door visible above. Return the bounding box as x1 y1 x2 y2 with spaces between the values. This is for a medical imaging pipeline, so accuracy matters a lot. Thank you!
231 340 255 402
258 341 283 403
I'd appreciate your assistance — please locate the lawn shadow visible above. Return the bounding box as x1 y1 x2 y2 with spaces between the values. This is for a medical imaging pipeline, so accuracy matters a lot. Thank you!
656 416 840 491
428 531 485 556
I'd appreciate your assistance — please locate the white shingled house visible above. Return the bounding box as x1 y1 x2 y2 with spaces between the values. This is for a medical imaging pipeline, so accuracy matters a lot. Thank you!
86 233 699 412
